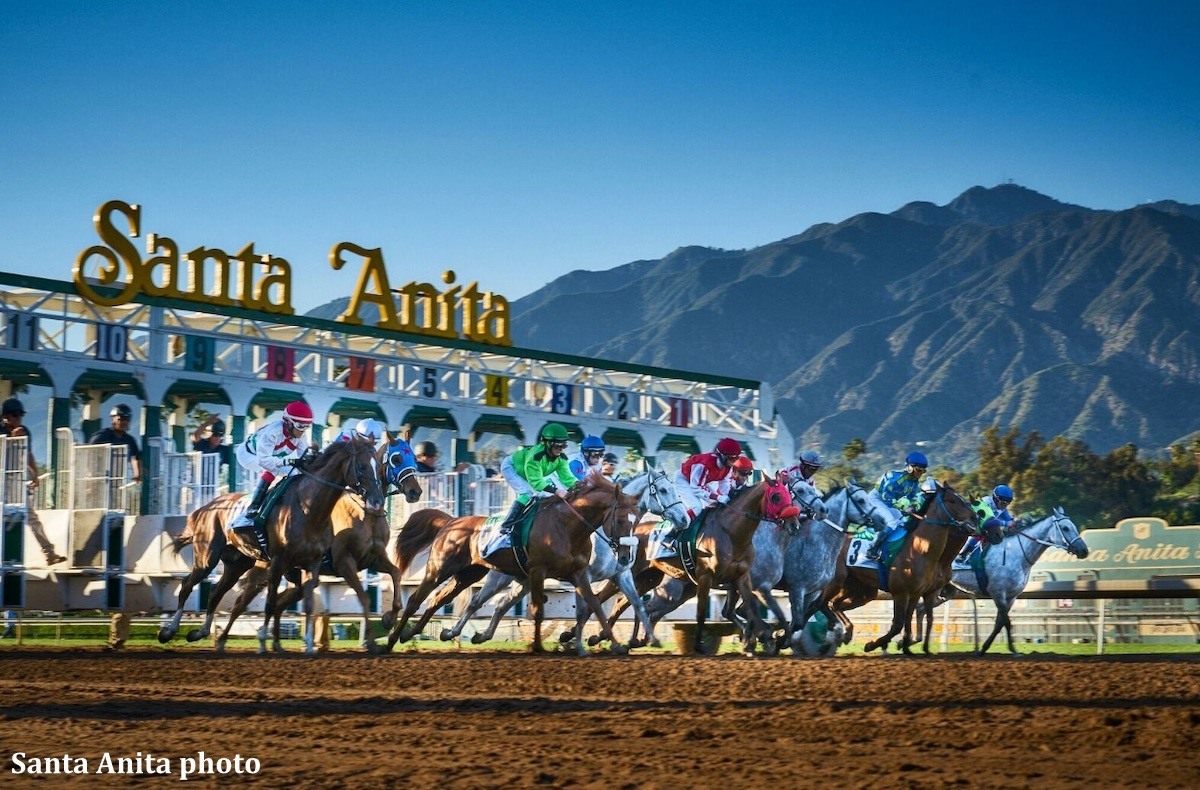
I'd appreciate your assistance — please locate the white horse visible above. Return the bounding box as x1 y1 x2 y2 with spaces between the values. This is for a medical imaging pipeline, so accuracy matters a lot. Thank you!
783 480 894 654
917 507 1089 654
437 467 690 648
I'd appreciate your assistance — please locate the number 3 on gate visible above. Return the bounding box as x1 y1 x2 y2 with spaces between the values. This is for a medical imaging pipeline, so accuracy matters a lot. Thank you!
484 375 509 407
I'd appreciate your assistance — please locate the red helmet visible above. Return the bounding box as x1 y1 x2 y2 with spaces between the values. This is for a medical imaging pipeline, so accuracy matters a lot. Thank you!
731 456 754 472
715 438 742 457
283 401 314 426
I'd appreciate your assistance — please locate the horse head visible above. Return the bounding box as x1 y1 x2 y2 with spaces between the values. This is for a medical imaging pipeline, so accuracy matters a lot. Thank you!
313 438 387 516
785 476 827 524
569 475 642 544
1047 507 1089 558
926 483 980 536
760 473 802 526
845 479 890 527
624 466 689 526
381 431 423 504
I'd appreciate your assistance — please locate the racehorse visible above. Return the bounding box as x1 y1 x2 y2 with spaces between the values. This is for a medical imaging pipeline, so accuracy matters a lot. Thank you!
605 474 802 655
160 436 410 652
821 482 986 655
915 508 1088 654
721 477 826 639
780 481 893 653
437 467 690 649
385 474 644 655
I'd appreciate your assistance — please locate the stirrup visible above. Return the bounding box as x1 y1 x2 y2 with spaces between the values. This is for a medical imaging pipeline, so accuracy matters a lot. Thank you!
865 544 882 562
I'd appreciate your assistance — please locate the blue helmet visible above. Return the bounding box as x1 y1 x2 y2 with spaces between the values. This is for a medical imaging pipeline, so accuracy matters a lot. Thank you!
905 451 928 468
993 484 1014 503
581 435 605 452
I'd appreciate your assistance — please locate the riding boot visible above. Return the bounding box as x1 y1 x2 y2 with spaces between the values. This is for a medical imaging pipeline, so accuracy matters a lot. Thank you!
955 537 978 564
498 498 527 536
865 527 890 561
230 479 271 562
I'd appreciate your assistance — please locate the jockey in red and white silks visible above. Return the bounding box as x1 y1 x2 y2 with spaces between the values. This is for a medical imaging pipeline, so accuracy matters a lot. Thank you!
229 401 314 562
672 437 744 525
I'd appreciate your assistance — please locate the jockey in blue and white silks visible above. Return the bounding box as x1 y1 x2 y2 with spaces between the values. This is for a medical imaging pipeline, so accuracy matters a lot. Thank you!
567 435 606 481
865 450 928 560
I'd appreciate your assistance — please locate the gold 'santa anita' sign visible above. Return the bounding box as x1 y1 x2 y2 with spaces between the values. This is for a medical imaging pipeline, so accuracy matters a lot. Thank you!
73 200 511 345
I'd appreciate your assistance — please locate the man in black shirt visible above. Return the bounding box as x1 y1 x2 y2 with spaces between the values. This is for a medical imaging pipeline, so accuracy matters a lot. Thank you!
414 440 440 473
190 414 232 466
89 403 143 484
1 397 66 565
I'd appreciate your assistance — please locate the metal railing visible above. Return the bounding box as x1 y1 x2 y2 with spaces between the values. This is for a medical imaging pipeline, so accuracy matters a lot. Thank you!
159 448 228 516
1 436 29 510
71 443 137 514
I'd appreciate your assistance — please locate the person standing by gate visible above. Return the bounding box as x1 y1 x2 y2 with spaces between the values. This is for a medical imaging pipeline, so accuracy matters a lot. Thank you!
89 403 143 485
1 397 66 565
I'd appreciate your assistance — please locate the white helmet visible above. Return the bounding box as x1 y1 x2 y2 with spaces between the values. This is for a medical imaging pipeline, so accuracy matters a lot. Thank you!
354 418 384 443
920 478 939 495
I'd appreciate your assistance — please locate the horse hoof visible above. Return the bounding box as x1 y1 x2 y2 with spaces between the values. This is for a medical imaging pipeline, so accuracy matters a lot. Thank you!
648 637 662 649
156 628 173 644
610 643 629 656
273 643 287 654
185 629 205 643
470 633 488 645
439 628 456 642
558 630 574 644
380 612 397 631
397 626 416 643
586 635 602 647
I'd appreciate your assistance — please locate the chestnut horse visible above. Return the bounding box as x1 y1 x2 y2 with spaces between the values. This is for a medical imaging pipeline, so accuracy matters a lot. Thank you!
385 475 642 655
604 474 802 655
821 483 982 655
160 436 408 652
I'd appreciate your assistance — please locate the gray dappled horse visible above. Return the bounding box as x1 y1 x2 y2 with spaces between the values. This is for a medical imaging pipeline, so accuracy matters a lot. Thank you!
781 481 893 653
438 468 690 648
721 478 826 640
916 507 1088 654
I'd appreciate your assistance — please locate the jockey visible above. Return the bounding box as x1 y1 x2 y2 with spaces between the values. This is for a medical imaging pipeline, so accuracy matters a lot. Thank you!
956 484 1015 562
229 401 314 562
567 434 606 481
497 422 577 535
351 417 384 445
729 455 754 493
671 437 743 534
865 450 928 561
782 449 823 493
600 452 620 481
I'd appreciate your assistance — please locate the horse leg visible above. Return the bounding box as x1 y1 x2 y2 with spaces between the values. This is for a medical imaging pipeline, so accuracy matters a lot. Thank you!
336 557 377 652
441 570 514 642
374 557 404 632
980 596 1012 654
259 561 285 654
865 596 907 653
213 569 269 652
614 567 660 649
693 577 712 655
404 565 489 645
528 567 548 654
162 550 219 643
736 573 774 656
386 565 446 649
188 555 256 644
572 570 628 656
901 597 919 656
299 567 322 654
1002 601 1020 655
473 580 528 644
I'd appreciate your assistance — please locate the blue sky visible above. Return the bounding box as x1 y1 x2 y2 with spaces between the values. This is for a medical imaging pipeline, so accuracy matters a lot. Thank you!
3 2 1197 313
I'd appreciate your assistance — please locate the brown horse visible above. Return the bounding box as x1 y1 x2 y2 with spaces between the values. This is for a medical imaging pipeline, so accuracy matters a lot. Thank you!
160 437 404 652
385 475 643 655
602 475 802 655
821 483 982 655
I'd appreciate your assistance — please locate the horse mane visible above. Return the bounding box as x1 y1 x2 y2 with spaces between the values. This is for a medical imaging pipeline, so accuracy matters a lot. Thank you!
729 480 759 506
306 439 359 474
574 472 638 506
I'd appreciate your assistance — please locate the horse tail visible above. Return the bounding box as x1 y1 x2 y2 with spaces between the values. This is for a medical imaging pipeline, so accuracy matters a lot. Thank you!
390 509 454 573
171 526 194 554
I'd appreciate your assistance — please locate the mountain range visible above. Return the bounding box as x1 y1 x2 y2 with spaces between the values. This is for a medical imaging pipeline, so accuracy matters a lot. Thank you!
309 184 1200 468
506 185 1200 467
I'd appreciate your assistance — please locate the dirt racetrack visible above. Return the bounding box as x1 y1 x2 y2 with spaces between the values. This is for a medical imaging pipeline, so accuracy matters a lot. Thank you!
1 649 1198 788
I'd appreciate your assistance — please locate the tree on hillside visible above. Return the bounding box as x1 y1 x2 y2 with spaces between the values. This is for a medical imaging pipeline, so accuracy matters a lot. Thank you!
843 438 867 462
1015 435 1103 524
970 426 1042 495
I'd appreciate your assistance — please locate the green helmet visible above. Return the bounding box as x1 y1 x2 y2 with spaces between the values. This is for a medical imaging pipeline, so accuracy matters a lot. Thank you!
540 422 569 443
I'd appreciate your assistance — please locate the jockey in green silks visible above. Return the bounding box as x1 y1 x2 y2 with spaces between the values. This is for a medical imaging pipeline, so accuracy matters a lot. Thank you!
497 422 577 534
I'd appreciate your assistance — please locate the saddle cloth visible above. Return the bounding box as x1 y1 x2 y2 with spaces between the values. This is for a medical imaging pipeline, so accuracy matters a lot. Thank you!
647 521 676 560
478 514 511 558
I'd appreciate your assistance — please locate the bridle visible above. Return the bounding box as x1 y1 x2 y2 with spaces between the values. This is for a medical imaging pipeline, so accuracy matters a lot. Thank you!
549 482 636 558
292 445 382 511
915 487 976 533
1010 511 1079 565
642 469 684 519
